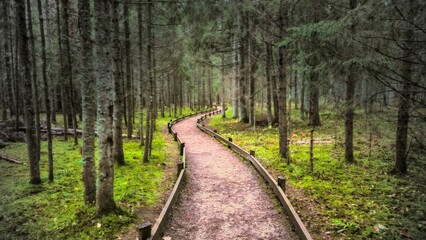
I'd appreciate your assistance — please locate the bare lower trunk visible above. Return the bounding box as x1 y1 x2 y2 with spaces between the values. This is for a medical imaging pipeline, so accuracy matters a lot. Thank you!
278 0 288 159
95 0 116 216
17 0 41 184
79 0 97 203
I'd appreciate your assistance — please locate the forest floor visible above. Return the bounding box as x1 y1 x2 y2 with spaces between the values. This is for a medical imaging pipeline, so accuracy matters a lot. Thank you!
0 111 187 239
162 114 298 239
208 107 426 239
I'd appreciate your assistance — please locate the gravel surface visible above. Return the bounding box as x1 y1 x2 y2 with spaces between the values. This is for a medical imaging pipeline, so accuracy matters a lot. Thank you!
162 115 298 240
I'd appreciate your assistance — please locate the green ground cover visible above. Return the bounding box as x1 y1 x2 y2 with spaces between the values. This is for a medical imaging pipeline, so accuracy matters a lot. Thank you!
0 108 199 239
209 107 425 239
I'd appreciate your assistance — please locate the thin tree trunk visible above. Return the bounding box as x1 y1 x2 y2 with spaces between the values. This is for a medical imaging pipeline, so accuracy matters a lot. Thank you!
37 0 54 182
344 0 357 163
278 0 288 159
394 0 414 174
2 1 15 118
112 1 125 164
265 42 273 127
17 0 41 184
232 29 239 118
27 0 41 170
94 0 116 216
238 6 248 123
138 3 145 146
124 0 133 139
79 0 97 203
143 0 153 163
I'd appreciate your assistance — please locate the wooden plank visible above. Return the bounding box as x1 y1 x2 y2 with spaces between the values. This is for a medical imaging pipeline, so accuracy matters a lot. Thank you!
150 169 185 240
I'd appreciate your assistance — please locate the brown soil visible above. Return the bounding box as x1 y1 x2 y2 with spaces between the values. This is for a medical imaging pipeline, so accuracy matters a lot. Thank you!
162 115 298 240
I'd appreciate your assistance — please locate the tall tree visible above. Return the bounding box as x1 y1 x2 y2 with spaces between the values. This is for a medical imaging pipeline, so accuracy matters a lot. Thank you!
79 0 97 203
26 0 41 165
277 0 289 159
143 0 153 163
112 0 125 165
138 2 145 146
394 0 415 174
17 0 41 184
37 0 54 182
124 0 133 139
95 0 116 215
2 1 15 118
344 0 357 163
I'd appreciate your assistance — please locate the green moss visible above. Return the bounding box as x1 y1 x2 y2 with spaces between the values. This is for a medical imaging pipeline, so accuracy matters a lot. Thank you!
0 109 196 239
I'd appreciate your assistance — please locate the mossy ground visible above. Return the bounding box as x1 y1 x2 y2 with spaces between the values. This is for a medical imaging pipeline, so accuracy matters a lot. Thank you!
209 106 426 239
0 108 199 239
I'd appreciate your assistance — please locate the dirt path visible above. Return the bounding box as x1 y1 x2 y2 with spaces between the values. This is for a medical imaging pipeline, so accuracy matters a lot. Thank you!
163 115 298 240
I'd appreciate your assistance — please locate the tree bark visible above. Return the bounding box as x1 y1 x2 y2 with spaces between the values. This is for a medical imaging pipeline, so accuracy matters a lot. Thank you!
2 1 15 118
278 0 289 159
143 0 153 163
137 3 145 146
344 0 357 163
17 0 41 184
112 0 125 165
265 42 273 127
238 6 248 123
95 0 116 216
79 0 97 203
37 0 54 182
394 0 414 174
124 0 133 139
27 0 41 175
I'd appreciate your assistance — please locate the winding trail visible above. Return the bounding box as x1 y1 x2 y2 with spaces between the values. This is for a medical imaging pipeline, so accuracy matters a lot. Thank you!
163 114 297 240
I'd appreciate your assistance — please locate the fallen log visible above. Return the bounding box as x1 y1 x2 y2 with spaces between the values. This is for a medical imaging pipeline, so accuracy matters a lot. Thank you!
0 154 23 164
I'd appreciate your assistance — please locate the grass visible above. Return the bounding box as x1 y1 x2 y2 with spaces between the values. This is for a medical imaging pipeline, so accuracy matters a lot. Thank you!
209 106 426 239
0 107 201 239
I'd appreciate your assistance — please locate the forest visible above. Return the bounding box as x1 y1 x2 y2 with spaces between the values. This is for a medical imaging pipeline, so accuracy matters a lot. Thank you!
0 0 425 239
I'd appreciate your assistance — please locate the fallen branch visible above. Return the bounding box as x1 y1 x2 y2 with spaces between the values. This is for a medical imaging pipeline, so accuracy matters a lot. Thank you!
0 154 23 164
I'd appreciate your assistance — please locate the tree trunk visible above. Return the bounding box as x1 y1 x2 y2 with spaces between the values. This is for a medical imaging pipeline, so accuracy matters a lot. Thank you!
265 42 273 127
17 0 41 184
394 1 414 174
232 29 239 118
95 0 116 216
124 0 133 139
27 0 41 174
138 3 145 146
37 0 54 182
2 1 15 118
278 0 289 159
344 0 357 163
79 0 97 203
61 0 78 145
112 1 125 165
238 7 248 123
143 0 153 163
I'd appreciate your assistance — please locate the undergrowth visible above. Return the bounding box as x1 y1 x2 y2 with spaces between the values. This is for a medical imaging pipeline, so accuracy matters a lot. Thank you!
209 107 426 239
0 108 199 239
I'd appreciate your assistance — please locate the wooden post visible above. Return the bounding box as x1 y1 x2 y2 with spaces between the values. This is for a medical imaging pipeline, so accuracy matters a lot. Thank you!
177 162 184 176
168 121 172 133
228 137 232 149
278 176 286 192
173 132 177 141
137 222 152 240
250 150 256 157
180 142 185 156
213 129 217 133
